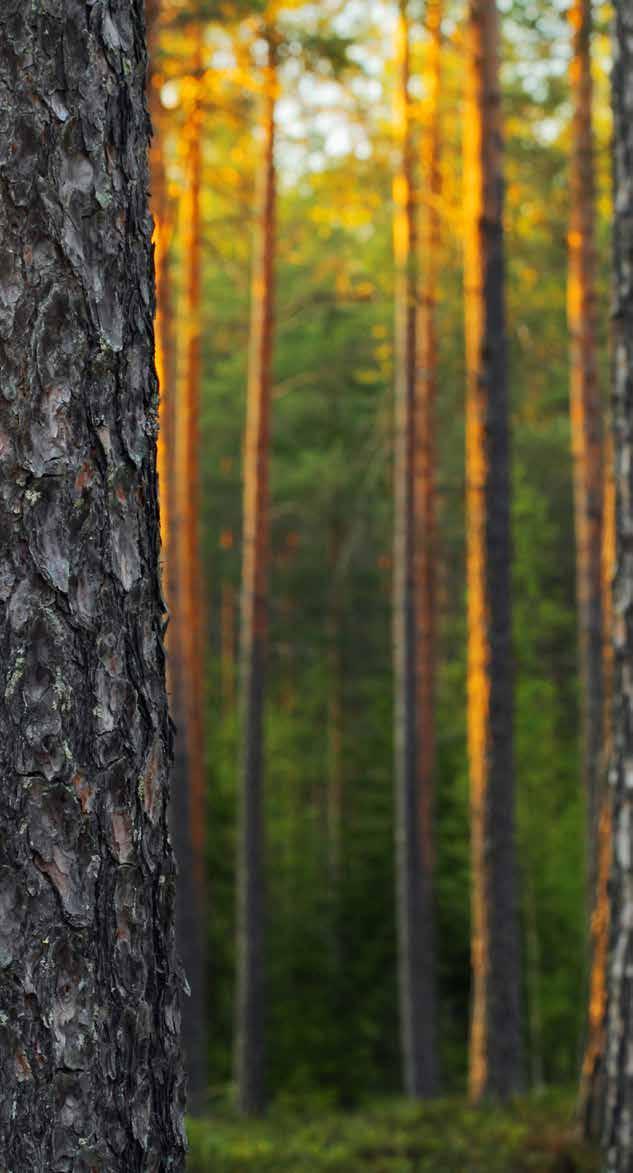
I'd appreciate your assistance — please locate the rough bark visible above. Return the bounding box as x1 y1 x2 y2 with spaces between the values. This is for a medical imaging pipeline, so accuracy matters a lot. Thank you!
235 25 277 1118
412 0 444 1097
601 7 633 1164
568 0 604 924
464 0 522 1102
393 0 436 1100
0 2 186 1167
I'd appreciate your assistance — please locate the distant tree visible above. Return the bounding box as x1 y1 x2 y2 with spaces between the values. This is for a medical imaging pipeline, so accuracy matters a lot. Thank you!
413 0 444 1098
464 0 522 1101
392 0 437 1099
0 2 186 1166
147 5 208 1111
236 12 278 1118
601 4 633 1167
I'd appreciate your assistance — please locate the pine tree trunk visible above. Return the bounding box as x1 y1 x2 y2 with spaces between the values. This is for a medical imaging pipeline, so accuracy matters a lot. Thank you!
568 0 604 924
235 25 277 1117
174 25 208 1111
393 0 435 1100
464 0 522 1102
601 10 633 1159
0 3 186 1166
581 429 615 1139
413 0 444 1097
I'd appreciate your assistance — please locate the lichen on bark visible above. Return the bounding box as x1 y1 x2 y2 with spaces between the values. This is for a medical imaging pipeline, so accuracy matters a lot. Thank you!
0 2 186 1168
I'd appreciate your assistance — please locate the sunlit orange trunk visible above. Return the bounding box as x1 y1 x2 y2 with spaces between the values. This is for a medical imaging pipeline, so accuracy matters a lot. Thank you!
464 0 522 1102
180 27 206 898
580 428 614 1138
413 0 443 1095
171 24 207 1110
393 0 436 1099
568 0 604 913
235 24 277 1117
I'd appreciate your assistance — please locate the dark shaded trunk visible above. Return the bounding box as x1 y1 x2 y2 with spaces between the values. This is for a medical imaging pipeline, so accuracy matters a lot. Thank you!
393 0 436 1100
567 0 604 928
0 2 186 1166
235 26 277 1118
464 0 522 1102
601 9 633 1163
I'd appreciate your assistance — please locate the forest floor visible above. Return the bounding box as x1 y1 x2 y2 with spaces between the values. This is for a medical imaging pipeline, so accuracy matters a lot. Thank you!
186 1088 599 1171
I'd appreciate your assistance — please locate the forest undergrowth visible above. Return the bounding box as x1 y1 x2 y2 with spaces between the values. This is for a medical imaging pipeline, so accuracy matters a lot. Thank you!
187 1089 599 1171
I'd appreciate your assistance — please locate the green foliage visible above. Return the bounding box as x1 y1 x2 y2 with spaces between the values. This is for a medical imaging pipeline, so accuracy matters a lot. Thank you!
186 1092 599 1171
158 0 612 1110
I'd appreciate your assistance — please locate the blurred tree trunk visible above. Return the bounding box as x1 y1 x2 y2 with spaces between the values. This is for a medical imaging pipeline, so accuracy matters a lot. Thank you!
567 0 604 923
602 8 633 1163
0 2 186 1164
221 580 237 716
582 430 615 1139
327 525 344 891
393 0 436 1100
235 22 277 1118
412 0 444 1097
172 24 208 1111
464 0 522 1102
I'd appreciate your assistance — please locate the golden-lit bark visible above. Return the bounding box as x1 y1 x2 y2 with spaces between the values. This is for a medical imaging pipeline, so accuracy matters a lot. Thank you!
393 0 437 1099
568 0 604 911
464 0 521 1102
235 21 278 1117
580 428 615 1138
177 26 206 904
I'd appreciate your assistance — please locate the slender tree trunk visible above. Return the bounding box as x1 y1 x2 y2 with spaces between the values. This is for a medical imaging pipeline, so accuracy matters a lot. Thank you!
568 0 604 920
603 8 633 1162
171 25 208 1111
464 0 522 1102
0 3 186 1165
393 0 435 1100
412 0 444 1097
327 522 345 892
235 25 277 1117
581 428 615 1139
221 580 237 717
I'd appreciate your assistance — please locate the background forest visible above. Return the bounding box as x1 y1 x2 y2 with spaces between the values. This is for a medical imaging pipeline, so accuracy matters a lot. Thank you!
151 0 612 1168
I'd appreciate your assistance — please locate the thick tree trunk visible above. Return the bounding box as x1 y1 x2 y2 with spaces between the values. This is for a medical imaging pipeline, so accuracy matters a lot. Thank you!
412 0 444 1097
601 10 633 1162
0 3 186 1166
464 0 522 1102
393 0 435 1100
568 0 604 924
235 25 277 1117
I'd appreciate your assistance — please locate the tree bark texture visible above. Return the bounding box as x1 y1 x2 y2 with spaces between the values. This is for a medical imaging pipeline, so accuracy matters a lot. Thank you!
235 25 277 1117
412 0 444 1097
170 25 208 1111
0 2 186 1167
568 0 604 922
464 0 522 1102
581 428 615 1140
393 0 436 1100
602 6 633 1166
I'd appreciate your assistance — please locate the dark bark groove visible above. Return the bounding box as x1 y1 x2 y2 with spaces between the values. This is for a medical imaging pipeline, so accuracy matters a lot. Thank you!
0 3 186 1168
